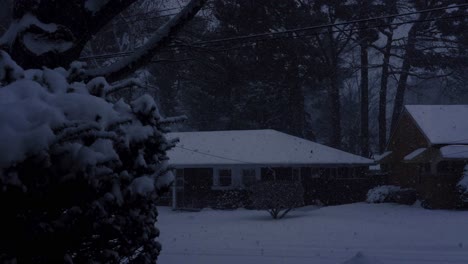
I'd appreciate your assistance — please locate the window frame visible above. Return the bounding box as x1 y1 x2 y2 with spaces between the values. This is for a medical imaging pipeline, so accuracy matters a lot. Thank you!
241 168 257 187
214 168 233 188
175 169 185 189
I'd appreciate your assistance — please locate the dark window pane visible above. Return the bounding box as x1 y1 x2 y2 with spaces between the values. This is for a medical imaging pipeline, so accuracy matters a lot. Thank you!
242 169 256 186
219 169 231 186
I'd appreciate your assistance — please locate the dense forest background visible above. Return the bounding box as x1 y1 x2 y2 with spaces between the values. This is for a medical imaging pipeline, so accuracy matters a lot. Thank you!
1 0 467 157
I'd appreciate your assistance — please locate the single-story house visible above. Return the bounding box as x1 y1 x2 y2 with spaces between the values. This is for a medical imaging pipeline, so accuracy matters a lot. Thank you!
380 105 468 208
165 129 375 209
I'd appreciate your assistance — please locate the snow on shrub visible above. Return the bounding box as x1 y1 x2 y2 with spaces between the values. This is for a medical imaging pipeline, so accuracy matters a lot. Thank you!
456 165 468 203
250 181 304 219
213 189 250 209
0 50 177 263
367 185 417 205
366 185 402 203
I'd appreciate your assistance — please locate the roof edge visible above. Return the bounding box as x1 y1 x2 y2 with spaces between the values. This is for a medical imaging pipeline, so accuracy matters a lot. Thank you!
403 106 434 146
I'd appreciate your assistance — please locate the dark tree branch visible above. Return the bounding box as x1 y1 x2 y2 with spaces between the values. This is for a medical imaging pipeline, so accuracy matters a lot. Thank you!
86 0 207 83
5 0 139 69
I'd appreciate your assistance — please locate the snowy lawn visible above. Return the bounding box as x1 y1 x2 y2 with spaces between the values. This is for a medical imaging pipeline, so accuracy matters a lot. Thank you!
158 203 468 264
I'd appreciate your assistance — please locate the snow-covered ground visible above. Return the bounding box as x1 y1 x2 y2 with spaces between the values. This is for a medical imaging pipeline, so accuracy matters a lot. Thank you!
158 203 468 264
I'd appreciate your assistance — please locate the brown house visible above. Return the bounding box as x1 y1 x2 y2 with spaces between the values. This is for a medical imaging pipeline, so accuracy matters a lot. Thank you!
381 105 468 208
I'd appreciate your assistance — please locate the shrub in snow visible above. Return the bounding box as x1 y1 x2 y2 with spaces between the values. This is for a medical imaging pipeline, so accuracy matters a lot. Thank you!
250 181 304 219
456 165 468 204
366 185 401 203
212 189 251 209
366 185 417 205
0 51 177 263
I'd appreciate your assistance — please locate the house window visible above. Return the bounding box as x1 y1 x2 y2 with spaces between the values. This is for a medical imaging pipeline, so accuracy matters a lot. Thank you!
300 167 311 179
319 168 328 178
311 168 320 178
242 169 257 187
419 163 431 174
437 161 464 175
292 168 300 181
274 168 292 181
437 161 453 174
261 168 275 181
218 169 232 187
337 167 348 179
175 169 184 188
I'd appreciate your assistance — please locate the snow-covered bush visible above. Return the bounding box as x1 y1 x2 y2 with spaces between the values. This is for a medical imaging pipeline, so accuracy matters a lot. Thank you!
366 185 401 203
456 165 468 204
0 50 177 263
212 189 251 209
366 185 417 205
250 181 304 219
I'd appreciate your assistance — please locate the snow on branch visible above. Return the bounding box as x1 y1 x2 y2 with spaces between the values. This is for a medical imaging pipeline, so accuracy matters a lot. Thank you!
0 50 182 262
85 0 207 82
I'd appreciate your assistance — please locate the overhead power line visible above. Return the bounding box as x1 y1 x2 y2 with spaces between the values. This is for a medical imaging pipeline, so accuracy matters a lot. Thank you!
193 13 468 51
175 145 256 165
122 6 186 18
112 3 215 27
121 1 215 19
190 3 468 47
80 11 468 61
116 2 467 28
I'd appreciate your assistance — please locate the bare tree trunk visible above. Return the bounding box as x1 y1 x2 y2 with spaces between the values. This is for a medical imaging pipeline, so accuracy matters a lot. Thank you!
389 23 420 134
288 60 306 138
329 68 341 149
360 43 369 157
289 83 306 138
389 6 433 134
378 30 393 153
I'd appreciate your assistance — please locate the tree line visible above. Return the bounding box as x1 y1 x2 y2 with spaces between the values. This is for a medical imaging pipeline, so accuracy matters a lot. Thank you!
79 0 468 156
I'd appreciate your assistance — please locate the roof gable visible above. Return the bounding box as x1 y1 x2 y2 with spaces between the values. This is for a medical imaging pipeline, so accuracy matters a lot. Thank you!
167 129 373 166
405 105 468 145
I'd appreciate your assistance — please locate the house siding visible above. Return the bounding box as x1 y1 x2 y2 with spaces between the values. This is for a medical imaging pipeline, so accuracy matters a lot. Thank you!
385 109 467 209
168 165 379 209
387 111 430 188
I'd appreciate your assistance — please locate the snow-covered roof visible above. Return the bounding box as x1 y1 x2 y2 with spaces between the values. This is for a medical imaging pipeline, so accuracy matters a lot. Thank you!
405 105 468 145
440 145 468 159
374 151 392 162
404 148 427 161
166 129 374 167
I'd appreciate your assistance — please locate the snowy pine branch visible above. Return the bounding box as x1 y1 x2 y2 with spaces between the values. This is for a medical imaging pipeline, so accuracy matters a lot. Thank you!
0 50 181 263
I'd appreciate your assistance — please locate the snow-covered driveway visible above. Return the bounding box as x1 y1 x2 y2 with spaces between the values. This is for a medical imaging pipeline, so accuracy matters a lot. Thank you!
158 203 468 263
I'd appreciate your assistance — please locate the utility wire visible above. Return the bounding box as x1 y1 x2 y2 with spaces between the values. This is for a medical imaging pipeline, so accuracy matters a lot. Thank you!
175 145 257 165
80 12 468 61
187 13 468 51
116 2 467 28
188 3 468 47
121 1 215 19
112 5 215 27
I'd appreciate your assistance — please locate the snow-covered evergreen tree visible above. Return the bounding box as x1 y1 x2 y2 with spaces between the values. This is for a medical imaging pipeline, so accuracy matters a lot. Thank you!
0 0 205 262
0 50 181 263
